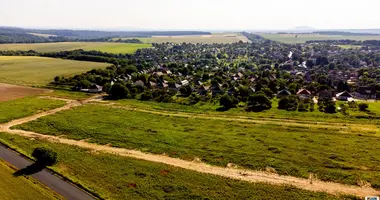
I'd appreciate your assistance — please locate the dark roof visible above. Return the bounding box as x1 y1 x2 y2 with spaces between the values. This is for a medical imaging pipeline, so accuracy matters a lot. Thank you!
277 89 291 96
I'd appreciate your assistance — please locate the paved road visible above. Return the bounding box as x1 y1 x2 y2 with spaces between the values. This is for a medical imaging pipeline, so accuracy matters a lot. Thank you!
0 144 95 200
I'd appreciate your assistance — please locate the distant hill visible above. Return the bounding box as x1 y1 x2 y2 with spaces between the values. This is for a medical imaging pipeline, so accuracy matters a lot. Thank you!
0 26 212 44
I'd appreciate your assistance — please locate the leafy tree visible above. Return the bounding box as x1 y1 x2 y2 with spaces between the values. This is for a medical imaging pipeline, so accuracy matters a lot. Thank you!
247 92 272 112
32 147 58 166
278 95 298 111
358 103 369 112
109 83 129 99
140 90 153 101
261 87 274 99
219 94 238 110
179 85 193 97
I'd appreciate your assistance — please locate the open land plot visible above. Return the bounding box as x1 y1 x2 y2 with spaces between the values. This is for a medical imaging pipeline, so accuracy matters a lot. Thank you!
0 97 65 123
0 42 152 54
115 34 249 44
116 98 380 124
0 83 49 101
14 103 380 188
0 159 62 200
0 132 345 200
0 56 109 86
258 33 380 43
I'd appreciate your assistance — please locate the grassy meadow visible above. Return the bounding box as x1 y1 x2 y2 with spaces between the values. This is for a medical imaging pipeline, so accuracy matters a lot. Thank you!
0 42 152 54
0 97 65 123
115 98 380 124
0 132 348 200
14 103 380 188
0 56 109 86
0 159 62 200
115 34 249 44
258 33 380 43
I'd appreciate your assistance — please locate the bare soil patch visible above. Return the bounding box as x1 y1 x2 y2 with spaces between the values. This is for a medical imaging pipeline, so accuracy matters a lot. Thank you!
0 83 49 102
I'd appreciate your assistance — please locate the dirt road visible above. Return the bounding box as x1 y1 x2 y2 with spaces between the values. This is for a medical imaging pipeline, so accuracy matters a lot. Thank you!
1 96 379 197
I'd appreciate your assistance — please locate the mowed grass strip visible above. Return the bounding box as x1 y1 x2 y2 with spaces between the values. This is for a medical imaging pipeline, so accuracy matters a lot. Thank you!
0 133 346 200
0 42 152 54
0 97 66 123
0 159 62 200
14 104 380 187
0 56 109 86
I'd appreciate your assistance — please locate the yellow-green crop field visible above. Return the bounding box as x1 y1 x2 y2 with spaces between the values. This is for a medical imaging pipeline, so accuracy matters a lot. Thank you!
0 42 152 54
0 56 109 86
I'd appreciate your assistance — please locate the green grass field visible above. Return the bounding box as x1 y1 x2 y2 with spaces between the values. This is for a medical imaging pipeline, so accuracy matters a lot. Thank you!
0 97 65 123
0 42 152 54
116 98 380 124
0 159 62 200
0 56 109 86
0 132 347 200
258 33 380 43
115 34 249 44
14 103 380 188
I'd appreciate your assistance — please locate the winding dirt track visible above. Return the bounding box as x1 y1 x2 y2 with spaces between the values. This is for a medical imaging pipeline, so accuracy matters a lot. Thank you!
1 96 379 197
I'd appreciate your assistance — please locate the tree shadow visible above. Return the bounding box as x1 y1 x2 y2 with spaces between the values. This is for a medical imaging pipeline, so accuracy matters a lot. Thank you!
13 163 45 177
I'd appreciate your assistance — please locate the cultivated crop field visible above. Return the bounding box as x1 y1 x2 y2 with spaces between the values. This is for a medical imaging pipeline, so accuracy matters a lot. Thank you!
0 132 343 200
14 103 380 188
258 33 380 43
0 42 152 54
0 56 109 86
0 159 62 200
116 34 249 44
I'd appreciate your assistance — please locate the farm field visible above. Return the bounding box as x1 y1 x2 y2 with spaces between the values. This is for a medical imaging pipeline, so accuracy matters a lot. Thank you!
0 159 61 200
14 103 380 188
115 33 249 44
0 96 65 123
0 83 49 101
0 56 109 86
0 42 152 54
0 132 344 200
258 33 380 43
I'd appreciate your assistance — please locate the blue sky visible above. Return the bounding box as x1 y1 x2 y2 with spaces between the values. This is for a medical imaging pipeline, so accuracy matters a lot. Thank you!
1 0 379 30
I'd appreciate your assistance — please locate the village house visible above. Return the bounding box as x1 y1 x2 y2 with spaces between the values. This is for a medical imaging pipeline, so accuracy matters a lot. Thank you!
336 91 353 101
89 84 103 93
296 89 312 99
276 89 291 99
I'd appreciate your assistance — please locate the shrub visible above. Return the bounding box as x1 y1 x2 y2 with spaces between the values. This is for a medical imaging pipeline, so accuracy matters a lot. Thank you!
247 92 272 112
278 95 298 111
32 147 58 166
358 103 369 112
109 83 129 99
298 102 309 112
219 94 238 110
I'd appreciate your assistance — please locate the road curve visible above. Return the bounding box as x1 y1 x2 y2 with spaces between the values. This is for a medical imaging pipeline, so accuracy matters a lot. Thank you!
0 144 96 200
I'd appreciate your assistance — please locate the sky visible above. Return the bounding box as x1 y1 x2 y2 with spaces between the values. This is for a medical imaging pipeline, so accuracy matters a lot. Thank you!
0 0 379 31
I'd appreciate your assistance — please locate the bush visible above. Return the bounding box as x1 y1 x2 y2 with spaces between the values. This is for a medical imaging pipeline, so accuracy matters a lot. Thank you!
247 92 272 112
140 91 153 101
298 102 309 112
32 147 58 166
219 94 238 110
358 103 369 112
278 95 298 111
109 83 129 99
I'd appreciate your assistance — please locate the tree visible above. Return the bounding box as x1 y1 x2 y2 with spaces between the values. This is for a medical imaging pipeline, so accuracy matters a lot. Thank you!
32 147 58 166
109 83 129 99
179 85 193 97
140 90 153 101
358 103 369 112
278 95 298 111
247 92 272 112
261 87 274 99
219 94 238 110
